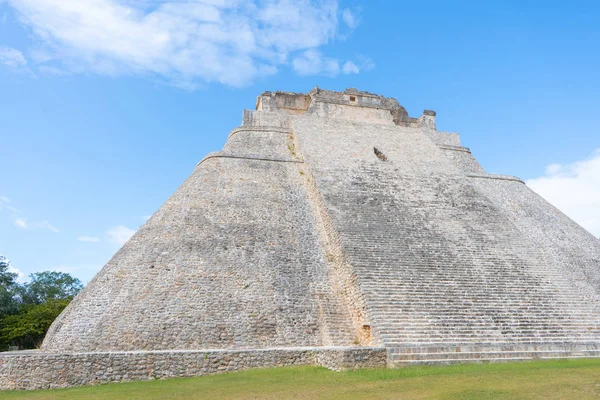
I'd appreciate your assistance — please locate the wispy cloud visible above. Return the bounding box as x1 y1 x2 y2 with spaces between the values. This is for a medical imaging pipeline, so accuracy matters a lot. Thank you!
292 49 340 76
292 49 369 77
8 265 26 283
0 46 27 68
77 235 100 243
5 0 369 87
2 196 59 232
0 254 25 282
527 149 600 237
38 65 67 75
0 196 18 213
12 217 59 232
342 60 359 74
107 225 136 246
14 218 27 229
341 8 358 28
40 220 60 233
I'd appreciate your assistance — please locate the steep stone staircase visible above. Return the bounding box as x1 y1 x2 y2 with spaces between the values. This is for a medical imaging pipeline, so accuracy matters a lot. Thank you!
317 166 600 364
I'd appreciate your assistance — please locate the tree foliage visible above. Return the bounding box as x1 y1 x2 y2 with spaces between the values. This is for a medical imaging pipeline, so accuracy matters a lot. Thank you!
20 271 84 305
1 299 71 350
0 255 83 351
0 255 20 316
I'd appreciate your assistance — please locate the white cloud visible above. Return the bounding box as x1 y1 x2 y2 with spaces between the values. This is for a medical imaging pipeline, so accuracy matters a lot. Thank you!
107 225 136 246
40 220 60 233
5 0 363 86
0 255 22 282
292 49 365 77
12 217 60 232
77 235 100 243
0 196 18 213
14 218 27 229
0 46 27 68
356 55 375 71
342 60 359 74
292 49 339 76
38 65 66 75
7 265 26 283
527 149 600 237
341 8 358 28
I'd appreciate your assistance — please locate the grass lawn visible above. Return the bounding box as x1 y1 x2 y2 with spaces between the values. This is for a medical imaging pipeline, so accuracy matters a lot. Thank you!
4 359 600 399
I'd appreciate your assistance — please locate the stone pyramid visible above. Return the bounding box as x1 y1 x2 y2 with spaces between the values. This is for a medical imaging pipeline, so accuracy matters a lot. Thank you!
43 87 600 359
3 88 600 389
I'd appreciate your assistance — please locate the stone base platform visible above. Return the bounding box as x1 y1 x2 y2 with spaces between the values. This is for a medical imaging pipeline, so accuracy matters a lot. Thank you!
0 346 387 390
5 342 600 390
389 342 600 365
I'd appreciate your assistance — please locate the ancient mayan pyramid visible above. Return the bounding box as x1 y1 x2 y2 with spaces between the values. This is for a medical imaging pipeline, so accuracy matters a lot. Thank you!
39 87 600 372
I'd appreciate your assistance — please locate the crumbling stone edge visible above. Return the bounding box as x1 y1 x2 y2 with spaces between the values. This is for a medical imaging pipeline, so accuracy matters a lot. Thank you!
0 346 387 390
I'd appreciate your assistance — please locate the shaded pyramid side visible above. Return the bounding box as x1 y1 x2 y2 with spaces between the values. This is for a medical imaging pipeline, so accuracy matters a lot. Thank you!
291 114 600 353
42 128 357 352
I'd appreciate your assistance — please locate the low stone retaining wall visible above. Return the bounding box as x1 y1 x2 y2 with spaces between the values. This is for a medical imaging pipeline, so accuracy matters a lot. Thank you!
0 346 387 390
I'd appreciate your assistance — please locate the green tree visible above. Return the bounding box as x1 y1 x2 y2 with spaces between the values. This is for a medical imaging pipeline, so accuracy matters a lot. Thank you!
0 268 83 351
0 255 20 316
0 299 71 349
20 271 83 305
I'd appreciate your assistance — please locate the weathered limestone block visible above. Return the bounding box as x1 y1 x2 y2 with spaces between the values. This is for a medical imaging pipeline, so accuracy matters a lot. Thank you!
0 347 387 390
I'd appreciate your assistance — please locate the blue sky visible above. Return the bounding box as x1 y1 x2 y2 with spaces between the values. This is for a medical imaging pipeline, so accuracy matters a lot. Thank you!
0 0 599 283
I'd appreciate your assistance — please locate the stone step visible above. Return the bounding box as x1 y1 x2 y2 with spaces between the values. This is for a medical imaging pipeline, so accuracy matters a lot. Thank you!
388 343 600 353
391 350 600 361
356 266 573 273
363 288 593 296
366 301 599 309
387 341 600 365
377 330 600 336
369 306 598 312
373 326 600 333
376 328 600 334
379 337 600 344
381 337 600 345
368 310 599 318
360 278 570 283
373 318 600 324
390 355 600 366
362 287 586 294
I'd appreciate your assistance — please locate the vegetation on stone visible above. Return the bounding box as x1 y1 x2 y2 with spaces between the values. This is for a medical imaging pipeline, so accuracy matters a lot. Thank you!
3 360 600 399
0 255 83 350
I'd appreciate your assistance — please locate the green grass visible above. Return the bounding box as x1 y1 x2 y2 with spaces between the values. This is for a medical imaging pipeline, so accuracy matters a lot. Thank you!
4 359 600 400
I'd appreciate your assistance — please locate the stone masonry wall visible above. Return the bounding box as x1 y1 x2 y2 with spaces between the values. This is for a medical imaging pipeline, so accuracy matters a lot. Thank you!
470 177 600 298
42 126 356 352
0 347 387 390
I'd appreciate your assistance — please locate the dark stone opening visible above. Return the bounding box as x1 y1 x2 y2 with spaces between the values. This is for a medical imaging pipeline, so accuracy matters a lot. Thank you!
374 147 388 162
